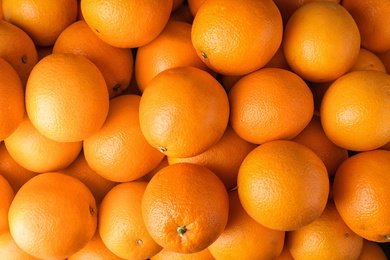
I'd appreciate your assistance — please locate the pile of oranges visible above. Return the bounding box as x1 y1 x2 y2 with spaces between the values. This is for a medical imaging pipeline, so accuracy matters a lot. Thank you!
0 0 390 259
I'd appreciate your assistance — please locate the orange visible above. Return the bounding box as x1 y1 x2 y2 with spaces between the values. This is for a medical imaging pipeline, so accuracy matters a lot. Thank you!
0 57 24 141
358 240 388 260
2 0 78 46
187 0 206 17
25 53 109 142
4 115 82 173
191 0 283 75
218 74 244 94
0 232 40 260
150 247 215 260
276 245 294 260
138 156 169 182
0 20 38 87
348 47 387 73
169 3 194 24
208 189 285 259
333 149 390 242
99 181 162 259
283 1 361 82
286 200 364 259
168 124 257 191
139 66 229 158
83 94 165 182
342 0 390 53
8 172 97 259
53 20 134 98
135 20 212 92
0 175 14 234
142 163 229 253
263 43 291 71
172 0 185 12
291 115 349 176
377 50 390 74
57 151 117 206
228 68 314 144
237 140 329 231
320 70 390 151
81 0 173 48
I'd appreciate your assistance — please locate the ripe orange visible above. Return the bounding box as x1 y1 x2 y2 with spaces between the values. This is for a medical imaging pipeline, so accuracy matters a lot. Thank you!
237 140 329 231
286 200 364 259
2 0 78 46
263 43 291 71
333 149 390 242
53 20 134 98
139 66 229 158
0 57 24 141
81 0 173 48
142 163 229 253
320 70 390 151
187 0 206 17
348 47 386 73
135 20 212 93
25 53 109 142
0 175 14 234
283 1 361 82
358 240 388 260
0 20 38 87
150 247 215 260
8 172 97 259
99 181 162 259
191 0 283 75
0 231 40 260
83 94 165 182
138 156 169 182
208 189 285 259
228 68 314 144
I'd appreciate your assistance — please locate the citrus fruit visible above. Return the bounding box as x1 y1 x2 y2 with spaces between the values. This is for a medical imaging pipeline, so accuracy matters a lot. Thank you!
0 232 40 260
150 247 215 260
358 240 388 260
0 175 14 234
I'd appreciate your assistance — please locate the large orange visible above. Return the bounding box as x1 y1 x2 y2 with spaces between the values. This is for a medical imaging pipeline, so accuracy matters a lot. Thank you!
237 140 329 231
83 94 165 182
2 0 78 46
0 232 40 260
208 189 285 259
8 172 97 259
283 1 361 82
333 149 390 242
142 163 229 253
228 68 314 144
139 66 229 158
0 175 14 234
25 53 109 142
81 0 173 48
320 70 390 151
348 47 386 73
358 240 388 260
191 0 283 75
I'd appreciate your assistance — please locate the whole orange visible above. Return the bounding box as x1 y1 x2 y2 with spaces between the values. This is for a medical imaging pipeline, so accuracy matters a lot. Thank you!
358 240 388 260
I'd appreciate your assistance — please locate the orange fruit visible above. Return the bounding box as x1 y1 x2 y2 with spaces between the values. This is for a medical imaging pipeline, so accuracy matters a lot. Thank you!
151 247 215 260
138 156 169 182
168 124 257 191
283 1 361 82
320 70 390 151
135 20 212 92
2 0 78 46
139 66 229 158
263 43 291 71
0 231 40 260
377 50 390 74
342 0 390 53
187 0 206 17
57 151 117 206
81 0 173 48
276 245 294 260
333 149 390 242
358 240 388 260
191 0 283 75
237 140 329 231
8 172 97 259
99 181 162 259
142 163 229 253
169 3 194 24
83 94 165 182
4 115 82 173
291 115 349 176
0 57 24 141
0 175 14 234
172 0 185 12
286 200 364 259
53 20 134 98
0 20 38 87
228 68 314 144
348 47 387 73
208 189 285 259
25 53 109 142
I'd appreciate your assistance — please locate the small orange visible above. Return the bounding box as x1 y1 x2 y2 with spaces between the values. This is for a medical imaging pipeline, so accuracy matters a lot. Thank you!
150 247 215 260
237 140 329 231
187 0 206 17
0 175 14 234
99 181 162 259
283 1 361 82
228 68 314 144
286 200 364 259
142 163 229 253
320 70 390 151
358 240 388 260
208 189 285 259
139 66 229 158
191 0 283 75
348 47 387 73
83 94 165 182
8 172 97 259
333 149 390 242
81 0 173 48
0 231 40 260
25 53 109 143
